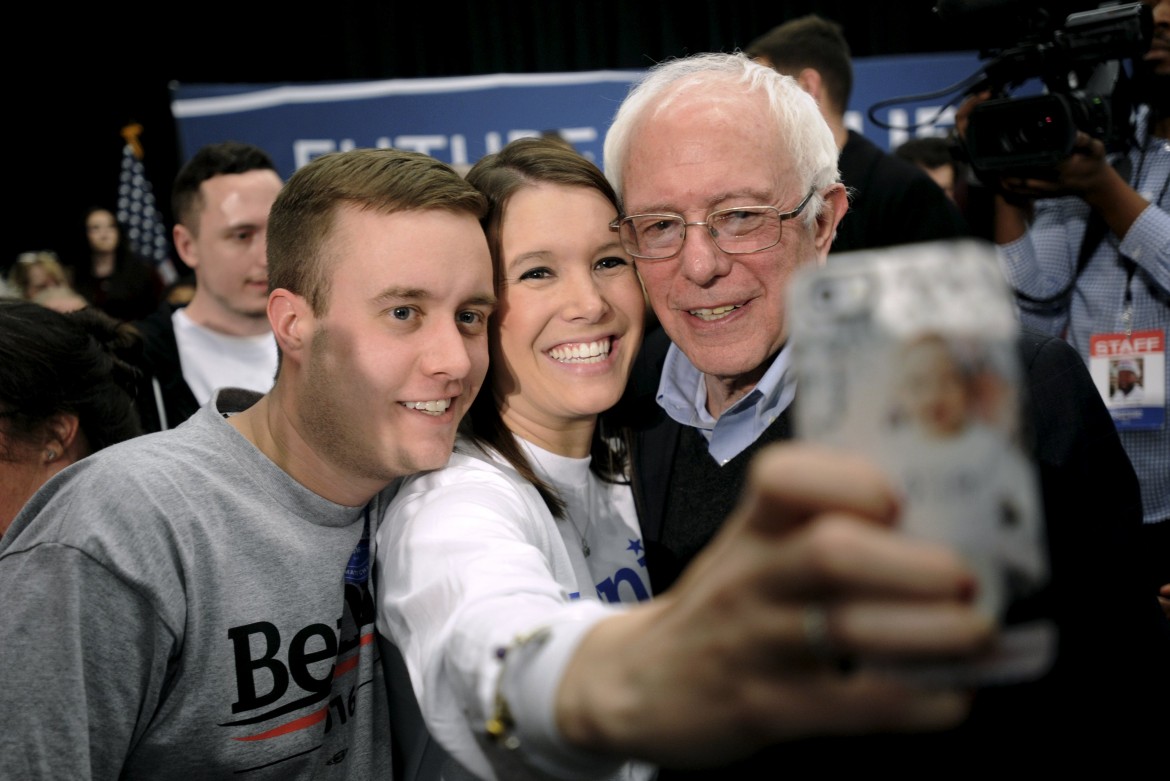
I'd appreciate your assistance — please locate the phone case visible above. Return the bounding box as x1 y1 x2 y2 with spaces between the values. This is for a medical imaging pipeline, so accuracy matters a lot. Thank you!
788 239 1054 684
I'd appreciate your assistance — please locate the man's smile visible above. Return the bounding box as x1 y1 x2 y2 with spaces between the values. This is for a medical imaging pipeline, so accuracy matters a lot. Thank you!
688 304 744 321
401 398 454 416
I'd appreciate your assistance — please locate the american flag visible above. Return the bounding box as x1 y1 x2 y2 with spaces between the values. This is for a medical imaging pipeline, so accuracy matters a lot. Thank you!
118 124 178 283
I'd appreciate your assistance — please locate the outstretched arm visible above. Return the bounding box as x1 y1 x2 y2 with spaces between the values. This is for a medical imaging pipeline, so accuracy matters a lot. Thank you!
553 444 992 767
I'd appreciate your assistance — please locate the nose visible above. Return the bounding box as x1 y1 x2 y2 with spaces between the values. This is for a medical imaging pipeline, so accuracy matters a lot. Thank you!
561 274 610 323
678 224 733 286
423 320 474 379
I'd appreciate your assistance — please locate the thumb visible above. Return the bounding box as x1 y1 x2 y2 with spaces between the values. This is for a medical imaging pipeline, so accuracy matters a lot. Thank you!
733 444 901 540
1070 131 1105 158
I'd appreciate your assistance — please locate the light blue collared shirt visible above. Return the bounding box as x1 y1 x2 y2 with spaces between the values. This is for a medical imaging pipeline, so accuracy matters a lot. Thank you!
657 342 797 466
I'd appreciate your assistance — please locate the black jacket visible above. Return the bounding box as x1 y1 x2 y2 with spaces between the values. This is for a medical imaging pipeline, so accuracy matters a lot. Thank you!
131 304 200 432
833 130 970 253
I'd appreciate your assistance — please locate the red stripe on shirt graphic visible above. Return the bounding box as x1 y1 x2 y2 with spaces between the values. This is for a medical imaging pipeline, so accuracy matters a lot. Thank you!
220 629 376 741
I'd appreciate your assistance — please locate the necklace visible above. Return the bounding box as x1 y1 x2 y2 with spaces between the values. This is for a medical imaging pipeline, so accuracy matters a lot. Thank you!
566 476 597 557
567 517 593 557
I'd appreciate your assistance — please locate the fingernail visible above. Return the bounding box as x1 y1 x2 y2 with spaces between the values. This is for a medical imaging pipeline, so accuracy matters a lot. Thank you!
957 576 978 603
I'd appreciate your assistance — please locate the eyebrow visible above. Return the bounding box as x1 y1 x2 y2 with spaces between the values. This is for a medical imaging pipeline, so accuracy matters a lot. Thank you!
507 250 553 273
465 293 499 309
218 221 262 234
507 241 629 272
629 189 778 214
373 286 497 309
373 286 431 303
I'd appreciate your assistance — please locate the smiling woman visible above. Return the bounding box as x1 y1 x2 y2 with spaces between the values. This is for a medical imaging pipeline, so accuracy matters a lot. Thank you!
375 138 653 781
489 184 645 473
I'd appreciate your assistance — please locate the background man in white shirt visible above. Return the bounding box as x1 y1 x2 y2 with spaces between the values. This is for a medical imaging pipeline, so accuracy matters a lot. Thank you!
134 141 283 430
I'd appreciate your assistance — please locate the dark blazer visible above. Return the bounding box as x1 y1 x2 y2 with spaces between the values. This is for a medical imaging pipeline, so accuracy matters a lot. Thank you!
628 326 1169 766
833 130 970 253
627 327 678 549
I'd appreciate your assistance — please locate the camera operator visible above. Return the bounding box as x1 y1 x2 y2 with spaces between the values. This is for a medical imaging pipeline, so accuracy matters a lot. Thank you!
960 0 1169 618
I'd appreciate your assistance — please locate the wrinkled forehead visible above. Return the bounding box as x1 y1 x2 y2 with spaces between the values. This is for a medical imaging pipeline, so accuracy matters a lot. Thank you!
651 76 763 119
621 88 795 210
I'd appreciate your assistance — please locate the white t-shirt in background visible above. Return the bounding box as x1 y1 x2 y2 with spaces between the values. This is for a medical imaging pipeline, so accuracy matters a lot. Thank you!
173 308 278 405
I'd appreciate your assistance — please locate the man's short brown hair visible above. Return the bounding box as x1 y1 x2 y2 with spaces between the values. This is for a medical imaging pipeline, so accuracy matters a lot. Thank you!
266 148 487 315
171 141 277 233
746 14 853 114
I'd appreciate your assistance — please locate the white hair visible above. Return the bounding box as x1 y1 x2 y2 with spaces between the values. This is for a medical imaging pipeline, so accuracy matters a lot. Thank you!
603 52 840 226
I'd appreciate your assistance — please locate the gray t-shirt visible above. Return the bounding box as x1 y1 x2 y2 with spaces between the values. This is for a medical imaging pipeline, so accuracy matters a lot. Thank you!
0 389 393 779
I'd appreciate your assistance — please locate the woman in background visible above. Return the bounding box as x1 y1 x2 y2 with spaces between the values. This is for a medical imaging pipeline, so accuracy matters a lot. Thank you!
72 207 162 322
0 300 143 534
376 138 652 781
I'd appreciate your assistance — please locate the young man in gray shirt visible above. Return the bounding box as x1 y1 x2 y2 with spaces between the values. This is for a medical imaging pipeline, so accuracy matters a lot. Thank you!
0 148 496 779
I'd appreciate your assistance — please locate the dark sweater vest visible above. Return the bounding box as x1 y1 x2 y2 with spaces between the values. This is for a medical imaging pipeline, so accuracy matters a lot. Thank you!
655 408 792 592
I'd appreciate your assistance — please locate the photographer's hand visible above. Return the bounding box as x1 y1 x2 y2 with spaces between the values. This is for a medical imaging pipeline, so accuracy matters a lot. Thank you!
1001 131 1151 240
957 95 1151 244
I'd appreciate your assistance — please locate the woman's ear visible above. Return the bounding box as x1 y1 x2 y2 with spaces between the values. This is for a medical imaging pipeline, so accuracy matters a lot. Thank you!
41 412 82 464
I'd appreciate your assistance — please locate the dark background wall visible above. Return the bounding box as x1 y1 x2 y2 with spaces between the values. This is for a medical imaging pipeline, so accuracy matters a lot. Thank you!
9 0 1086 277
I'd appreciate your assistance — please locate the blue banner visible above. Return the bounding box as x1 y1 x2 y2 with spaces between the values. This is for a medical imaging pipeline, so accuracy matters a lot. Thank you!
171 52 989 177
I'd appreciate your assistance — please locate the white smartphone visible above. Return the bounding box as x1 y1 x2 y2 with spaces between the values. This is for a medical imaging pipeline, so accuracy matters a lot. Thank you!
788 239 1054 685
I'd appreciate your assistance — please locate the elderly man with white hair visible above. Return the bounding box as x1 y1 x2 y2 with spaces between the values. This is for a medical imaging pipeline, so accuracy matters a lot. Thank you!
606 51 1161 772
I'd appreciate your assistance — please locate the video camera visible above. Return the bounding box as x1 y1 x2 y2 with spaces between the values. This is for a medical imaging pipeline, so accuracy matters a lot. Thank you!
943 1 1153 175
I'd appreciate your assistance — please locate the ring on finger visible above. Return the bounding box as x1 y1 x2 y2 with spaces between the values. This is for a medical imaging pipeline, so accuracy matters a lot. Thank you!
802 603 834 660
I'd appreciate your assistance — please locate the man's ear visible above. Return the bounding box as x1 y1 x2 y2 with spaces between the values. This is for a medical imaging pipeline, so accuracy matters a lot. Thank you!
813 184 848 261
173 223 198 271
42 412 82 464
795 68 824 103
268 289 312 361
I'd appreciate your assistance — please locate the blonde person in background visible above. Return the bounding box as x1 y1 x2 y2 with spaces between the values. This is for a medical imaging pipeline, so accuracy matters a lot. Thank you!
7 251 71 300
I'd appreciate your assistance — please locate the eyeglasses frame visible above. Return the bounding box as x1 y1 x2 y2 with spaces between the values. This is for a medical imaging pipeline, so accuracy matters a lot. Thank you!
609 187 818 261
